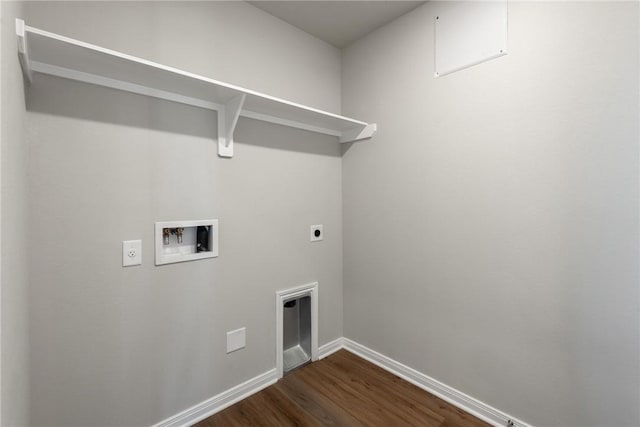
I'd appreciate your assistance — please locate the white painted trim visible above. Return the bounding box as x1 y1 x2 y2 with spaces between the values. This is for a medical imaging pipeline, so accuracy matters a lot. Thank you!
22 22 367 126
218 94 246 157
151 336 336 427
152 336 531 427
318 337 344 359
339 123 378 143
30 62 223 112
17 20 377 157
341 338 533 427
275 282 318 379
151 368 277 427
240 110 342 138
16 19 32 83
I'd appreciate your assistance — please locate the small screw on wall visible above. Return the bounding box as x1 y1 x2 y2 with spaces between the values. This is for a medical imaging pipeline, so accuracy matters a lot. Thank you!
507 421 515 427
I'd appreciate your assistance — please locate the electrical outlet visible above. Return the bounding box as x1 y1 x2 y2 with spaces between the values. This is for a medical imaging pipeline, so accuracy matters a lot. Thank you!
122 240 142 267
310 224 323 242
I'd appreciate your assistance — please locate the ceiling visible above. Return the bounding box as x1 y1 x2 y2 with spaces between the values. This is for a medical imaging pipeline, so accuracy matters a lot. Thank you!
249 1 426 48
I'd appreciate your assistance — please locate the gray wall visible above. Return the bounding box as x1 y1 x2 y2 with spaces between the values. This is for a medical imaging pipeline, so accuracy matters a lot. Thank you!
342 2 639 427
10 2 640 426
1 1 30 426
23 2 343 426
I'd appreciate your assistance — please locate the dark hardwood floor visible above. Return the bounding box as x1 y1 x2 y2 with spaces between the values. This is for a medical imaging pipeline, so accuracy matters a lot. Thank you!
194 350 491 427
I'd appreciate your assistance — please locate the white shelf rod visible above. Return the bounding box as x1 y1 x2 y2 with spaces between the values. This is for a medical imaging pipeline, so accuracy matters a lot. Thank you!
16 19 376 158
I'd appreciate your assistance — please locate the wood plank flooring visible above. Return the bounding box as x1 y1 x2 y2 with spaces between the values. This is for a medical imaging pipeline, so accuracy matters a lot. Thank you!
195 350 491 427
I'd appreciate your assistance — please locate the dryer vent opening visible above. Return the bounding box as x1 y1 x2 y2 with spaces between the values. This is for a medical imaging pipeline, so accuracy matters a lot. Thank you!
283 295 311 373
276 282 318 378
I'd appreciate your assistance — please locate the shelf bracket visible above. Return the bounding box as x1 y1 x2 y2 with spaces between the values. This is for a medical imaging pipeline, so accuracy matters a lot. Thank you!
218 94 246 158
16 19 377 157
340 123 377 143
16 19 33 84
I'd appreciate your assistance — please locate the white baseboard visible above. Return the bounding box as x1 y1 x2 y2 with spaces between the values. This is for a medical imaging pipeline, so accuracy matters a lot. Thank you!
318 337 344 359
342 338 532 427
153 337 341 427
153 337 531 427
152 368 277 427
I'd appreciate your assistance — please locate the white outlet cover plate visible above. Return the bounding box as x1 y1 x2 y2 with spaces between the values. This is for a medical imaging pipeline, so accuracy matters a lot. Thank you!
226 327 246 353
122 240 142 267
310 225 323 242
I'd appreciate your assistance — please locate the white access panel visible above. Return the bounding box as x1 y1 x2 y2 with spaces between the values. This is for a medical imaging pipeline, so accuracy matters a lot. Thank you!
226 327 246 353
434 1 508 77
